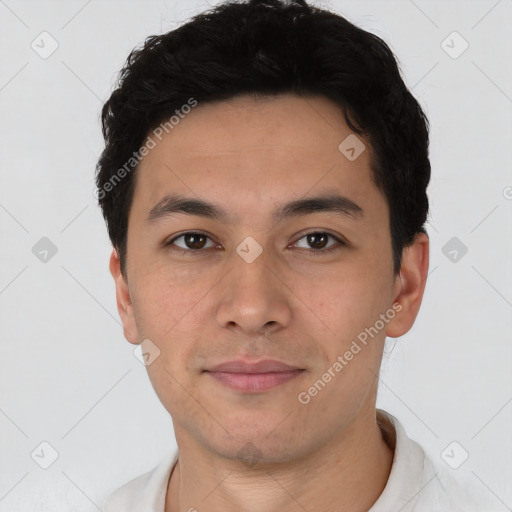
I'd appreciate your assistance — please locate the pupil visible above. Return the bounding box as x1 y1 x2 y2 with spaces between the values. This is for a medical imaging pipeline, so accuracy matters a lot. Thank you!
308 233 327 249
186 234 205 249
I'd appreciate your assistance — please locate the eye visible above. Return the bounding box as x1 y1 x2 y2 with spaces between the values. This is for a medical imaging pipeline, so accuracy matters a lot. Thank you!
291 231 345 254
164 230 345 256
165 232 218 253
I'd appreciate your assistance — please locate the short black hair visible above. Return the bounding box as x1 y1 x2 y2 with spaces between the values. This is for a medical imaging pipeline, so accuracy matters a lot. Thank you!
96 0 430 277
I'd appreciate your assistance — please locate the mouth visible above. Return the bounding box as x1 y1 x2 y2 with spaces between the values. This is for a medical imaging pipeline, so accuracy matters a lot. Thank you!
203 359 305 392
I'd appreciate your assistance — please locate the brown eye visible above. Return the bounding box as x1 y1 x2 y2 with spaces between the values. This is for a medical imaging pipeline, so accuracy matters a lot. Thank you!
182 233 207 250
292 231 344 253
306 233 329 249
167 232 216 251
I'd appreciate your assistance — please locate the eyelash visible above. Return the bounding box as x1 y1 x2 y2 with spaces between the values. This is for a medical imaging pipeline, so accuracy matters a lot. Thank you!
164 231 345 256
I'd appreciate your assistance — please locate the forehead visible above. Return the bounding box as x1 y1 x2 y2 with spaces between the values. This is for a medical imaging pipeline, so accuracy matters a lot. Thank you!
130 94 386 224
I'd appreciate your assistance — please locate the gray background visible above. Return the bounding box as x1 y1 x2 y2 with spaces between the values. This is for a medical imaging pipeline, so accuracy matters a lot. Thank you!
0 0 511 510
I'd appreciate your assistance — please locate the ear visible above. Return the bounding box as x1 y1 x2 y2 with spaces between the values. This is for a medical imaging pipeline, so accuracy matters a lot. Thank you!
109 248 140 344
386 232 429 338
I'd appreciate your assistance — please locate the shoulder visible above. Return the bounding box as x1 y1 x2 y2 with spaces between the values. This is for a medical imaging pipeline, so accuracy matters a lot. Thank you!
101 451 178 512
374 410 484 512
102 470 154 510
415 455 485 512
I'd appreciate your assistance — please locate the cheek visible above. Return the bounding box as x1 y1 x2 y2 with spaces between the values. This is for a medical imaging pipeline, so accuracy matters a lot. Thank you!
130 265 205 339
303 265 391 343
145 358 203 431
130 267 214 374
297 270 391 410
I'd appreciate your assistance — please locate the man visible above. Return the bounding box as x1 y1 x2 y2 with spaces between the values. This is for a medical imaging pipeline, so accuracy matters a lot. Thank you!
96 0 479 510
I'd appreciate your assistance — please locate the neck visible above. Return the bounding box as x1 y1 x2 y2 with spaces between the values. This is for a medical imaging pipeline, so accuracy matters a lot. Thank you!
165 407 394 512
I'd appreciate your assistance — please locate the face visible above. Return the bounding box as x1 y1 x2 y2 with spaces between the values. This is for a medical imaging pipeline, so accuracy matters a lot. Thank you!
111 93 428 464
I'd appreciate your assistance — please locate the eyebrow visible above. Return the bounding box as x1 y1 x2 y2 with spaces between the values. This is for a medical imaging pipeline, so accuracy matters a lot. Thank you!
145 192 364 225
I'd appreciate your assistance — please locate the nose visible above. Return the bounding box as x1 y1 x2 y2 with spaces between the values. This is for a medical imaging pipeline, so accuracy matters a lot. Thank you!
215 247 293 336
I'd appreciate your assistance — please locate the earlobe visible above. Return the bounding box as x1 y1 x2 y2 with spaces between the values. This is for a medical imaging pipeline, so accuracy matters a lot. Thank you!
109 249 139 344
386 232 429 338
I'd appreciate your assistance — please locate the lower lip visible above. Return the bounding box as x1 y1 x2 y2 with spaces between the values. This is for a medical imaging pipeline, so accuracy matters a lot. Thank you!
206 370 304 392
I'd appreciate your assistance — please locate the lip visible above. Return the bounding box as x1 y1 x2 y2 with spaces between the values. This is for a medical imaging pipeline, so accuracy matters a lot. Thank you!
204 359 305 392
206 359 301 373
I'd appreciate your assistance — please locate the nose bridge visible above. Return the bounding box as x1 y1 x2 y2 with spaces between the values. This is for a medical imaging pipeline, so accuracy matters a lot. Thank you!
232 242 272 294
215 240 291 333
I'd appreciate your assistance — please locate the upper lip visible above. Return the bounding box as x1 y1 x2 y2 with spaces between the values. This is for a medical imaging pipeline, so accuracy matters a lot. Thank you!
205 359 302 374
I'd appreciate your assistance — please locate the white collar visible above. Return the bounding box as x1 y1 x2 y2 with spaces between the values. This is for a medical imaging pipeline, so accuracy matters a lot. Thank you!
101 409 475 512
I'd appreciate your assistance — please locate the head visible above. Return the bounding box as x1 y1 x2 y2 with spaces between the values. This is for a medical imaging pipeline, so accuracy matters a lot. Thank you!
96 0 430 463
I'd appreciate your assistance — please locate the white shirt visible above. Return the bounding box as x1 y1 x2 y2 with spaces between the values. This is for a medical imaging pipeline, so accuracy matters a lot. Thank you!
101 410 481 512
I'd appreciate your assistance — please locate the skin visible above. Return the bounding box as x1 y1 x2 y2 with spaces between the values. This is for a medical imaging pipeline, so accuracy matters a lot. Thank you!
110 93 429 512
